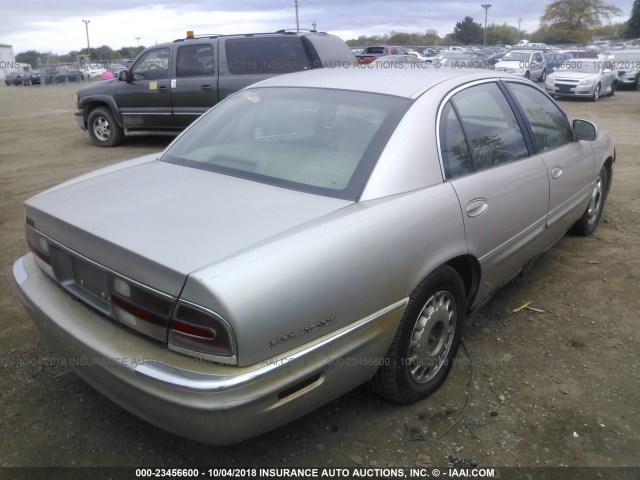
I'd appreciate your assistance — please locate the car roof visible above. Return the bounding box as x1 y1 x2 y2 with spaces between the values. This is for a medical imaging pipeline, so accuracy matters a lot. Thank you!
250 67 518 99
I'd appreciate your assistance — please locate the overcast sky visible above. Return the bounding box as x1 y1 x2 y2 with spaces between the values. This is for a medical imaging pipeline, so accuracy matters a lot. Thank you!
1 0 635 55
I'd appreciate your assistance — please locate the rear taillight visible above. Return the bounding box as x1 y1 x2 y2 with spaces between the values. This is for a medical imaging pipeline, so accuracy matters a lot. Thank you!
169 302 235 362
26 227 50 265
111 276 175 341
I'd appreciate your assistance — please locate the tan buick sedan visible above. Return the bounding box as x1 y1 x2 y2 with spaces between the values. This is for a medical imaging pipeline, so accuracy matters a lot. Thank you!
14 67 614 444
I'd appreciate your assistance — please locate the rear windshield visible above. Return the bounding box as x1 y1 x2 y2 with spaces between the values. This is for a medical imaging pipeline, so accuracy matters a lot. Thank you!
162 87 409 200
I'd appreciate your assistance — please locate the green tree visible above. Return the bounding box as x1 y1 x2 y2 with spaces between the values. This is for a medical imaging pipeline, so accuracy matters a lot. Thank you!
15 50 43 67
485 23 520 45
540 0 622 43
451 16 484 44
626 0 640 38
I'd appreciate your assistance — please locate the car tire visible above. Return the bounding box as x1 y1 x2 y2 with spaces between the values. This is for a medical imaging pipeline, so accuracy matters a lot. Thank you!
608 82 617 97
87 107 124 147
538 69 547 82
370 265 466 404
591 84 600 102
524 71 530 79
572 166 608 236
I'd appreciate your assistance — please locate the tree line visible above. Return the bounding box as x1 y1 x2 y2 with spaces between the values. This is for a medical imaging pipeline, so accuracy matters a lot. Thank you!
15 45 146 68
347 0 640 46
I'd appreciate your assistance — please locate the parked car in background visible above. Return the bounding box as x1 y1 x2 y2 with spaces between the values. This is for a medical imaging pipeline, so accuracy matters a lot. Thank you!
602 49 640 90
60 67 82 82
82 66 106 81
76 30 356 146
545 52 574 73
15 68 614 445
545 59 618 101
495 49 547 80
355 46 407 64
43 68 67 84
100 63 127 81
371 54 425 67
4 71 24 86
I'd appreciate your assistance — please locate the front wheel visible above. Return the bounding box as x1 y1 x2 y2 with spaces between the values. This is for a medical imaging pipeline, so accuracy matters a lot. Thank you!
370 265 466 404
87 107 124 147
572 166 608 236
591 84 601 102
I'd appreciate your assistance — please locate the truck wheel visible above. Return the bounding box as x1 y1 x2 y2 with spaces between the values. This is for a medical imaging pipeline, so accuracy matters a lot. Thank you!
88 107 124 147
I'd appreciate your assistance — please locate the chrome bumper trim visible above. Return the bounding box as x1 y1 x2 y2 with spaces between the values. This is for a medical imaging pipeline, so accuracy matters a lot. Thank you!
134 298 408 392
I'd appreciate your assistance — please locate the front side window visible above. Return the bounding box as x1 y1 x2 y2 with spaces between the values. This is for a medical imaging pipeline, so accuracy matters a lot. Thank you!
132 48 170 80
161 87 409 200
507 82 574 153
447 82 529 172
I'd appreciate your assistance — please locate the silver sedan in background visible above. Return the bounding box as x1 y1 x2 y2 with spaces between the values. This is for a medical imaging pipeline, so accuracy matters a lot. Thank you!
545 59 618 101
13 68 615 445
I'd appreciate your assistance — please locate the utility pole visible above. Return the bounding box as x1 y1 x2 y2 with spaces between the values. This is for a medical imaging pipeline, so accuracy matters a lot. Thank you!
82 19 91 59
312 21 317 31
518 18 522 40
294 0 300 32
481 4 492 46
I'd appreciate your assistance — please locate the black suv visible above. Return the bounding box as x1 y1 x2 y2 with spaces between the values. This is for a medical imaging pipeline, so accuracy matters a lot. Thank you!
75 30 356 147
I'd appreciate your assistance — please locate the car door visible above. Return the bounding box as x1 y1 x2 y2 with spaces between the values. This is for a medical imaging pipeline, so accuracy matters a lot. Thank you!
116 47 173 129
439 81 550 300
171 42 219 128
505 82 595 238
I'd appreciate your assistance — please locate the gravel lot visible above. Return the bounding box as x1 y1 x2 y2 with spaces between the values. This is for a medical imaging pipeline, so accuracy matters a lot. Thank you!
0 81 638 472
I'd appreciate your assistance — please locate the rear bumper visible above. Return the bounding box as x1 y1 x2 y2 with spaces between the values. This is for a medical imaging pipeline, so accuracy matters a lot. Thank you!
13 253 405 445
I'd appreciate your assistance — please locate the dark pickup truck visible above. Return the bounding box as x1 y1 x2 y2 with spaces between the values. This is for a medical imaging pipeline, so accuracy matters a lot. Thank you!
75 30 356 146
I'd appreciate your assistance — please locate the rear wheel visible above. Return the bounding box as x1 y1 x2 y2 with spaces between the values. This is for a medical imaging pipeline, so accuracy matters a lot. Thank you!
87 107 124 147
370 265 466 404
573 166 608 236
538 69 547 82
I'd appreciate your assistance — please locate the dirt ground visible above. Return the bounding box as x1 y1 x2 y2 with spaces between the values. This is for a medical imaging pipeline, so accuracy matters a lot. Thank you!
0 80 638 472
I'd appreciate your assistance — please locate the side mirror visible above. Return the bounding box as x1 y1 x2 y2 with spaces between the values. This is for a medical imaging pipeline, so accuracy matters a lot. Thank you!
573 119 598 141
118 70 129 82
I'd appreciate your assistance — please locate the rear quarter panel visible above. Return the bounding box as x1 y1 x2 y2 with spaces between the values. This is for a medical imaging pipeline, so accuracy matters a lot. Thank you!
181 183 467 366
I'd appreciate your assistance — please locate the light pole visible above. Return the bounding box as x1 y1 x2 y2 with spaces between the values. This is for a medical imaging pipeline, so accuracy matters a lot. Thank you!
135 36 141 47
294 0 300 32
518 18 522 41
481 4 492 46
82 19 91 59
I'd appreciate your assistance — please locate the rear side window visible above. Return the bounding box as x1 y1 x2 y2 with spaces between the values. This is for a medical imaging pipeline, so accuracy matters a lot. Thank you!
225 37 310 74
446 82 529 172
506 83 574 153
176 44 215 77
439 103 474 179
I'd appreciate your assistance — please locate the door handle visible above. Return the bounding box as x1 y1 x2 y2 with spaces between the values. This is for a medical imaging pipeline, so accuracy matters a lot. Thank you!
551 165 563 179
201 85 213 90
466 198 488 218
159 86 168 91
